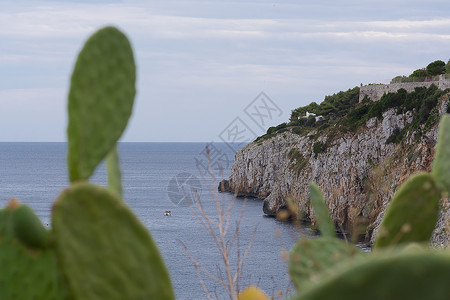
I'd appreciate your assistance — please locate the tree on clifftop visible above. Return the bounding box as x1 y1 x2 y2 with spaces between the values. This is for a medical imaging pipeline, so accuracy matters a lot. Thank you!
426 60 446 76
409 68 427 78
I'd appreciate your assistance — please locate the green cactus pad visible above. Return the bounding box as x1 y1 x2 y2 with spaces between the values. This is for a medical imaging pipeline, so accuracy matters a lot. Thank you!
106 145 122 197
374 172 441 249
52 182 174 300
11 204 49 249
294 250 450 300
289 237 363 293
309 183 336 238
0 206 65 300
67 26 135 182
0 208 6 233
432 114 450 194
0 206 12 238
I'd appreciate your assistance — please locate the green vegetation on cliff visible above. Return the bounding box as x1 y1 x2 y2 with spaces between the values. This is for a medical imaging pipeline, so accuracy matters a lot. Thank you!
256 60 450 145
256 84 449 148
342 84 448 137
256 87 360 142
391 59 450 83
290 87 361 121
287 117 450 299
2 26 450 300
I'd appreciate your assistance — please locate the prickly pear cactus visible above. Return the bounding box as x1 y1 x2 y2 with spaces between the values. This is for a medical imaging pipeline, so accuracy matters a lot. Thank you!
374 172 441 249
11 202 49 249
432 114 450 194
106 144 122 197
289 237 363 293
0 202 65 300
1 26 175 300
294 250 450 300
67 26 135 182
309 182 336 238
52 182 174 300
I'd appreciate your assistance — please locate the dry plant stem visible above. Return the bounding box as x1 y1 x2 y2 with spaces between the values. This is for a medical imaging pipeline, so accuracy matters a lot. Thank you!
190 188 235 297
338 223 348 243
188 195 233 295
182 147 257 300
233 221 257 285
178 239 218 300
207 155 236 299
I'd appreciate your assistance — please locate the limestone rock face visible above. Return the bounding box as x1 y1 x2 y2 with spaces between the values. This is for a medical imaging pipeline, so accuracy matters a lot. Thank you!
262 186 286 215
223 101 449 245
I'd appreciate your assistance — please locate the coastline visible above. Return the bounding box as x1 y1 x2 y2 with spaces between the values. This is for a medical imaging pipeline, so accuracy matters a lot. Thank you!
219 99 450 246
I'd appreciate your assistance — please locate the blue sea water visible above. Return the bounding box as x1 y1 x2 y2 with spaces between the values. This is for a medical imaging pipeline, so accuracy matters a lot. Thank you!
0 142 311 299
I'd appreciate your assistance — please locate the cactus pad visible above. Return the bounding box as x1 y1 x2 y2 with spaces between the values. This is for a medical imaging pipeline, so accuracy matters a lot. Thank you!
52 182 174 300
289 237 363 293
0 205 64 300
294 250 450 300
106 145 122 197
11 204 49 249
0 208 6 233
432 114 450 194
309 182 336 238
67 26 135 182
374 172 441 249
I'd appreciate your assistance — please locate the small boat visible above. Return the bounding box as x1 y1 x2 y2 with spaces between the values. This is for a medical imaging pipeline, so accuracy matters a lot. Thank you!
164 210 171 216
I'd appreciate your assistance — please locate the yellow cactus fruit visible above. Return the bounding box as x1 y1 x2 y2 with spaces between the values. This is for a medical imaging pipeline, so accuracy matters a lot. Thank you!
238 286 269 300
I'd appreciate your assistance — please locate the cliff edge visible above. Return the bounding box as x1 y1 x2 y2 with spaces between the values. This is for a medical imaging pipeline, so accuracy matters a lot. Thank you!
220 87 449 246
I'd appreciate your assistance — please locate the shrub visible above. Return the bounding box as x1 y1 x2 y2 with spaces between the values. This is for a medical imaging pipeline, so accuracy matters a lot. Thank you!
313 141 327 158
420 94 439 123
289 116 450 299
386 127 401 144
257 83 447 143
409 68 427 79
288 149 308 174
306 115 316 127
292 127 303 135
266 126 276 135
426 60 446 76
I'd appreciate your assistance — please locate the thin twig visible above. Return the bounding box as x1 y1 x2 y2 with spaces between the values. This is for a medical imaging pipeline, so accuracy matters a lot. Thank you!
179 145 257 299
178 239 216 300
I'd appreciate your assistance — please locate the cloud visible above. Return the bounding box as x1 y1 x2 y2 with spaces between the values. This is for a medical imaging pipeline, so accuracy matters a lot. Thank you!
1 2 450 42
2 1 450 141
364 18 450 29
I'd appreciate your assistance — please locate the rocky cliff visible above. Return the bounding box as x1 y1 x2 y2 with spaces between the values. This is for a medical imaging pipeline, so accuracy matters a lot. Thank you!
220 93 449 246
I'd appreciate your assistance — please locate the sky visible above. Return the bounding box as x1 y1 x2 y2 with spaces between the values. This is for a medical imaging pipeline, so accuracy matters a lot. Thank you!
1 0 450 142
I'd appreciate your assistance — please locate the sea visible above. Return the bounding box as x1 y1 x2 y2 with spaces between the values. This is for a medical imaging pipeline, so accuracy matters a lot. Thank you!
0 142 313 299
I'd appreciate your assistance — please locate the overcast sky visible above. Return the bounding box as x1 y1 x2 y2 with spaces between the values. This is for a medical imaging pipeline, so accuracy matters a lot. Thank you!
1 0 450 142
